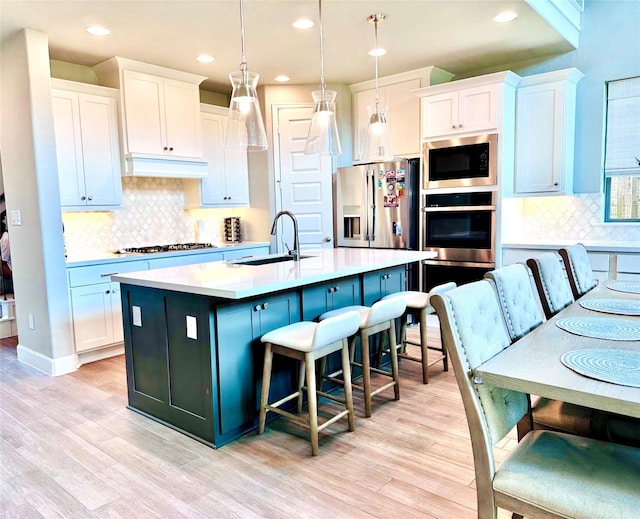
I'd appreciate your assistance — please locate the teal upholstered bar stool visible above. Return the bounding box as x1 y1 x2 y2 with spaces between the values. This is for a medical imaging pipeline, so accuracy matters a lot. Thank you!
258 311 361 456
319 297 406 418
381 282 456 384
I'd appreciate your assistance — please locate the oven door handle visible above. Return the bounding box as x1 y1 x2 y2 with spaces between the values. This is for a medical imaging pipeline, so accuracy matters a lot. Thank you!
423 205 495 212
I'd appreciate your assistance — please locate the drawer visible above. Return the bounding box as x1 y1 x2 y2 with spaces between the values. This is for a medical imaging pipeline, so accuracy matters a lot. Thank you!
618 254 640 274
68 260 149 287
147 251 222 270
222 246 270 260
587 252 610 272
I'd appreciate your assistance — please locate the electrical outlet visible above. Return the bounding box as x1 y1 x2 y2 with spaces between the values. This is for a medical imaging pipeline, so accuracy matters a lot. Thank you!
10 210 22 226
28 313 35 330
132 306 142 327
186 315 197 340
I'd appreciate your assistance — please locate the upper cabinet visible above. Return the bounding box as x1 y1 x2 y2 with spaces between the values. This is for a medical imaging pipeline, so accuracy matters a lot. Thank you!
51 79 123 209
92 57 208 178
350 67 453 164
510 68 584 196
416 71 520 142
184 105 249 208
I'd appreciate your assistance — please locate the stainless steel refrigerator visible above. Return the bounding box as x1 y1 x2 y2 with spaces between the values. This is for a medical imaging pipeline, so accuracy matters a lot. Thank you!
335 158 419 250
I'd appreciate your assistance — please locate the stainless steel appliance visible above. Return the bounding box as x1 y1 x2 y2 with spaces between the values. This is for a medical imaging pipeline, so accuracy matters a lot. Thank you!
335 158 419 250
422 191 496 291
423 133 497 190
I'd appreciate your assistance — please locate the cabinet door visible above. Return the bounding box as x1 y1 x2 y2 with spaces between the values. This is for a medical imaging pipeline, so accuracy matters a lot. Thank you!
386 78 422 158
78 93 122 206
200 112 227 205
459 84 498 133
421 91 458 139
70 282 114 352
122 70 166 155
163 78 202 158
362 267 406 306
223 147 250 205
52 90 86 206
110 283 125 344
515 82 564 194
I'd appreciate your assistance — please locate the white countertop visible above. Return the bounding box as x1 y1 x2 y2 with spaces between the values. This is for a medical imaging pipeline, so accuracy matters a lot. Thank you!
111 248 436 299
65 242 270 267
502 240 639 254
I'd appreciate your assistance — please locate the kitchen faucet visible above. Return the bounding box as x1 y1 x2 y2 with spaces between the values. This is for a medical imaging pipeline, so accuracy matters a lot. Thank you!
270 210 300 261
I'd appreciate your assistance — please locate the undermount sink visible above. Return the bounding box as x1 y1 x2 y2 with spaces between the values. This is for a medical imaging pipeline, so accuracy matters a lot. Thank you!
231 254 313 266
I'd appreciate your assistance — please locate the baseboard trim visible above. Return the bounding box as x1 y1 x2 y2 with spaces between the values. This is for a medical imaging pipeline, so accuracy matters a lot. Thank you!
77 343 124 366
16 344 78 376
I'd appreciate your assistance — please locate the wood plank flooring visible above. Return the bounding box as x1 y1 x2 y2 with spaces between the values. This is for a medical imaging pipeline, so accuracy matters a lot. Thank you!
0 333 515 518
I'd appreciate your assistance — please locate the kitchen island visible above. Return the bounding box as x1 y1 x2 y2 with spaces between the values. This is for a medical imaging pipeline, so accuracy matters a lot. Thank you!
112 248 435 448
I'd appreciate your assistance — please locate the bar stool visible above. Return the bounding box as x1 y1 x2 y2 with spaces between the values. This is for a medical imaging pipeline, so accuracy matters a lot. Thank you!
319 297 406 418
258 311 361 456
381 282 456 384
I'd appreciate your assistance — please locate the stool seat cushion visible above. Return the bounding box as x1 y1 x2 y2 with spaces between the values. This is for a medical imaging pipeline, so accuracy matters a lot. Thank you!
384 290 430 310
320 298 406 329
319 305 369 327
261 312 360 353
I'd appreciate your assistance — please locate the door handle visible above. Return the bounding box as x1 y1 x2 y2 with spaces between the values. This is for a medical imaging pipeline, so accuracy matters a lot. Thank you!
323 236 332 243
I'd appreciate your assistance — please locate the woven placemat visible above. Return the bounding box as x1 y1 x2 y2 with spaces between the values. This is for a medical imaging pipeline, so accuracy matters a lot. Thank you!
556 317 640 341
561 348 640 388
580 299 640 316
607 281 640 294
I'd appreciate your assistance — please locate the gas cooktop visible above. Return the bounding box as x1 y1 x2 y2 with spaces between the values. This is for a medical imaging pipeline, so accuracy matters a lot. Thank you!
117 243 216 254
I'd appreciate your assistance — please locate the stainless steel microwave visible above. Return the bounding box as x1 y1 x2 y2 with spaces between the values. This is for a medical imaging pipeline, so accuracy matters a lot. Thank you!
423 133 497 189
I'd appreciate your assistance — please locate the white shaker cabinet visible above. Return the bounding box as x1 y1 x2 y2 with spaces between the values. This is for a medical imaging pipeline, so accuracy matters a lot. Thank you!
511 68 584 196
350 67 453 164
184 105 249 208
122 70 202 158
51 80 122 209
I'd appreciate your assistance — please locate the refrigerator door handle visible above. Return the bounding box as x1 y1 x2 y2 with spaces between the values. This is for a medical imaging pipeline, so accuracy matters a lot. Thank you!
370 169 376 241
364 171 370 241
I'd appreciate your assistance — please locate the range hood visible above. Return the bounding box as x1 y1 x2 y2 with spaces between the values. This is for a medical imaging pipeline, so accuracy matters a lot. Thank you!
123 153 208 179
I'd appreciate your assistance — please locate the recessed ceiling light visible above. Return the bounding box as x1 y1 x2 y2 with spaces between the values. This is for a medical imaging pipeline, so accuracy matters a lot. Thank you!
368 48 387 57
493 11 518 23
275 75 290 82
86 26 110 36
196 55 215 63
292 18 314 29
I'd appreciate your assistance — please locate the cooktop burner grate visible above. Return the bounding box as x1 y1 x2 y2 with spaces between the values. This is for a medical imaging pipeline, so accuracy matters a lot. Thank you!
118 243 216 254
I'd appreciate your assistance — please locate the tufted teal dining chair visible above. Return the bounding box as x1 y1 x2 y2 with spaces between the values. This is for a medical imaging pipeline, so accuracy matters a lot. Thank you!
485 264 592 439
559 243 597 299
526 252 574 319
431 280 640 519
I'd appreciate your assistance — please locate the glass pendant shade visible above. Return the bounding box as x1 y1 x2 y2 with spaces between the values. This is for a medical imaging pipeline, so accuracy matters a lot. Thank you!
360 105 393 162
226 70 267 151
304 89 342 156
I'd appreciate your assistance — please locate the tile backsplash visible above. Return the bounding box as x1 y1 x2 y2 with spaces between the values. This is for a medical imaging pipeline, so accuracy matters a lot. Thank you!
63 177 255 255
502 193 640 242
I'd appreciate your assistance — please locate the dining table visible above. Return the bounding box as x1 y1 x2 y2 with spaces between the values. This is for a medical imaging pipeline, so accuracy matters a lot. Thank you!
475 280 640 419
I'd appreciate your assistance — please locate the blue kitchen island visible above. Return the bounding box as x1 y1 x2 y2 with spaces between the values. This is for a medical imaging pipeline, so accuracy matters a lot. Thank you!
112 248 435 448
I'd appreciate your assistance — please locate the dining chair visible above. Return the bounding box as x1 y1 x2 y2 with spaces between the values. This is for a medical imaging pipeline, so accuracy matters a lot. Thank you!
431 280 640 519
526 252 574 319
484 264 592 438
559 243 597 299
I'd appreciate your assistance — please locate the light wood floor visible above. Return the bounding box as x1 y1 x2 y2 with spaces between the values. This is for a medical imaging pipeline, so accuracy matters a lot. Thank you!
1 333 516 518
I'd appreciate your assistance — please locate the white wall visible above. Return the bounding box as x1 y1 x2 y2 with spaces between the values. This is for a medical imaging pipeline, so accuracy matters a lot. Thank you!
0 29 75 373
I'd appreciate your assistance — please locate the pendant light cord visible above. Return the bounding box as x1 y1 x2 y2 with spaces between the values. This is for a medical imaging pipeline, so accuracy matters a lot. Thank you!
374 16 380 112
239 0 248 78
319 0 326 95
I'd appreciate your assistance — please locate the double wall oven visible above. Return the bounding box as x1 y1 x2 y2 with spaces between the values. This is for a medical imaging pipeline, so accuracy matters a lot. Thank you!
421 133 498 291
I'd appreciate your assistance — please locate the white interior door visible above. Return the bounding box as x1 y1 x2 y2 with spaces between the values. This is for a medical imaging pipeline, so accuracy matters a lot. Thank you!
274 105 334 253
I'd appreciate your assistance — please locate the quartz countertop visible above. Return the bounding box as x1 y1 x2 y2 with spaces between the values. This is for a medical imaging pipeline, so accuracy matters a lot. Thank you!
111 248 436 299
502 240 639 254
65 242 270 267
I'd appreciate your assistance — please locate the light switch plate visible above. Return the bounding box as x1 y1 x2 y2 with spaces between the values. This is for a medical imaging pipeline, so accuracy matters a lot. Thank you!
186 315 197 340
132 306 142 327
10 210 22 226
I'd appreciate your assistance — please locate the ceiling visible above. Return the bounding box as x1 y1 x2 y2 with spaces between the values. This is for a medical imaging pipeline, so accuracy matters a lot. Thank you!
0 0 574 93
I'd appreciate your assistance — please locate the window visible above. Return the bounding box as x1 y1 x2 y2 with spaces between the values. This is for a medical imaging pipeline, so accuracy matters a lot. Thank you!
604 76 640 222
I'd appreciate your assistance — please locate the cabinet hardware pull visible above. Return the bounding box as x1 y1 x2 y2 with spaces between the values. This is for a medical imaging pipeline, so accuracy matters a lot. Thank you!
334 286 340 291
80 195 86 201
88 196 93 201
169 147 174 151
553 182 559 186
262 303 269 310
254 305 261 311
105 290 110 294
163 146 168 151
100 273 118 277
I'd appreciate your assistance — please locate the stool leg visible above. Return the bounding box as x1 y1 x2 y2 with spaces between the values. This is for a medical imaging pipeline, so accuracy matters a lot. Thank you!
305 352 319 456
419 308 429 384
297 359 306 414
361 330 372 418
399 313 408 355
388 323 400 401
258 343 274 435
340 338 355 432
317 357 326 393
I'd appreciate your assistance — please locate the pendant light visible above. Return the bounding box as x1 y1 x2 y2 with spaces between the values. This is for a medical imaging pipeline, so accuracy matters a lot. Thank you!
304 0 342 156
226 0 268 151
360 14 393 162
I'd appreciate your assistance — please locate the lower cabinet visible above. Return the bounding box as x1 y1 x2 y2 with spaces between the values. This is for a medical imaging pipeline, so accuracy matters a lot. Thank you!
362 266 406 306
123 287 214 442
301 275 361 321
215 290 301 444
